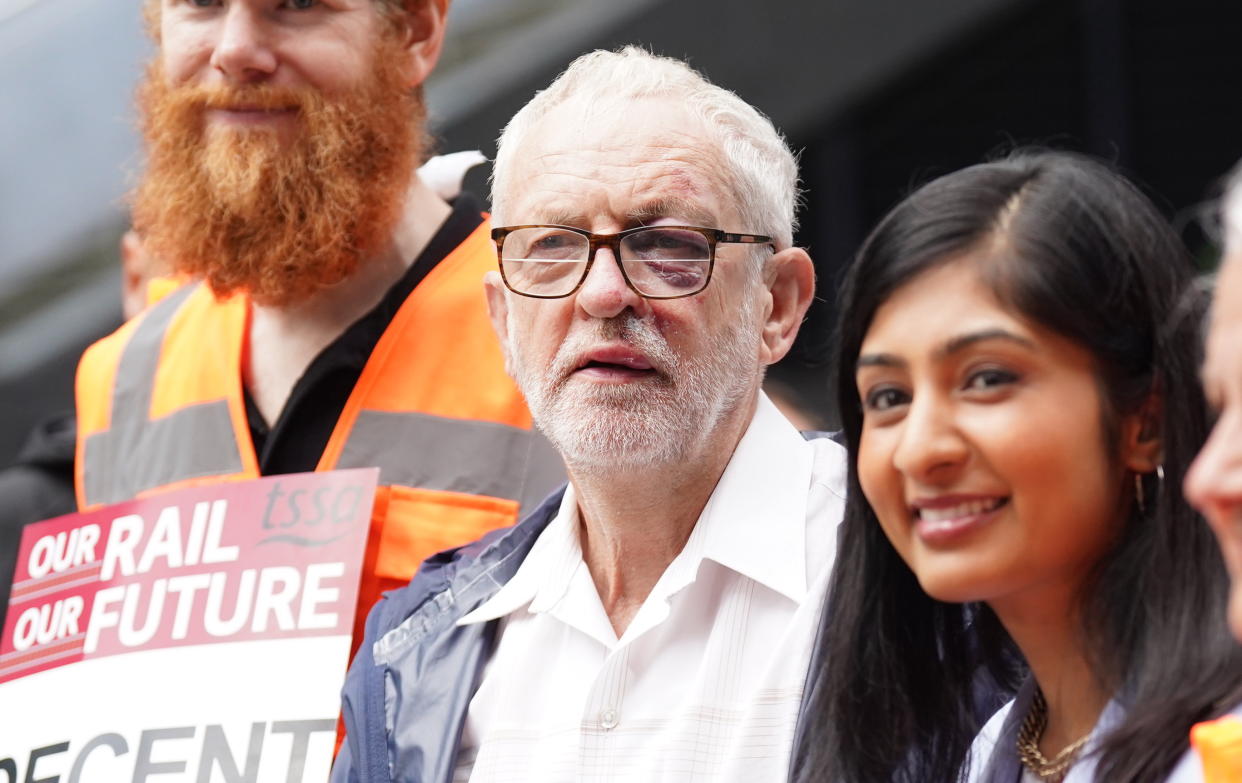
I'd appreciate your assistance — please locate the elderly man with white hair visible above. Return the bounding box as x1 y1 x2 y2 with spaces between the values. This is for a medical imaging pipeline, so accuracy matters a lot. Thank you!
1176 165 1242 780
333 46 846 783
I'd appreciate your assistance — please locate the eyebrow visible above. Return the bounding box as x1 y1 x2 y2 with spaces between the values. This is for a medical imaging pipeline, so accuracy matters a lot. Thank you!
856 352 904 370
939 328 1036 357
855 328 1036 371
523 198 717 231
628 197 717 228
532 209 586 228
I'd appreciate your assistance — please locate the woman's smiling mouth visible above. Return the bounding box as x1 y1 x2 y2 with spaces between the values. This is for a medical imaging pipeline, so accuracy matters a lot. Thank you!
910 496 1009 545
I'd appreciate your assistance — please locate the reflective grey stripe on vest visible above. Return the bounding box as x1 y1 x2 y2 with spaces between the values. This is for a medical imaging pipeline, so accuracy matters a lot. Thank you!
336 410 564 515
82 284 244 507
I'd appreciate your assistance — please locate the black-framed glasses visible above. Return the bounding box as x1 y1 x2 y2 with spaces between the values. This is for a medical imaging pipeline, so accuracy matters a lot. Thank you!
491 224 773 300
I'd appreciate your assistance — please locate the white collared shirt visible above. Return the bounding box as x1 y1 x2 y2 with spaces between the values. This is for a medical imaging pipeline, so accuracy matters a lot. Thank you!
452 394 847 782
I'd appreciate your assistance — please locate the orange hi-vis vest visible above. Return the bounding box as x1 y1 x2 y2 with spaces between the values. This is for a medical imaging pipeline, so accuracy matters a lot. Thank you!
74 220 563 643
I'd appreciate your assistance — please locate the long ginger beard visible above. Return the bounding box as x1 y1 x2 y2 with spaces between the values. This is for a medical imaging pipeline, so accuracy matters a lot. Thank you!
131 37 423 307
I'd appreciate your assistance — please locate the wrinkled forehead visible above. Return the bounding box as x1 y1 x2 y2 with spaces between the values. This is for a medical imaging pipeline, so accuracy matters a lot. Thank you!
500 96 739 228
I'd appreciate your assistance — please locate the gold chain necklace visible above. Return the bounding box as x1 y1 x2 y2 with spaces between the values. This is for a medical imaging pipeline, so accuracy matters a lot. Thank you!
1015 689 1093 782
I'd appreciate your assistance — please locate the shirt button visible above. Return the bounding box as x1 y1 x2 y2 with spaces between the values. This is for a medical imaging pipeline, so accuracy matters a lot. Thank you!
600 708 618 730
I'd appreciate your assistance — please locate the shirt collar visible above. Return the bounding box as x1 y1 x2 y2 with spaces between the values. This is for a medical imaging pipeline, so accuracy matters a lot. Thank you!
686 392 813 603
456 392 815 626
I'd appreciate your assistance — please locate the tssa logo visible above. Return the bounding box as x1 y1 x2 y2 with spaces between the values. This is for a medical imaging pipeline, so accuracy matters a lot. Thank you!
258 481 367 547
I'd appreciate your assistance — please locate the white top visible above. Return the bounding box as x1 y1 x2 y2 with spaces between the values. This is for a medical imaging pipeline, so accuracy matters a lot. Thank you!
967 698 1126 782
451 394 847 782
969 697 1240 782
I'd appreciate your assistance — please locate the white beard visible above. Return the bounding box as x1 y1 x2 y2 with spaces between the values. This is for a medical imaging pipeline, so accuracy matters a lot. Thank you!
506 297 762 471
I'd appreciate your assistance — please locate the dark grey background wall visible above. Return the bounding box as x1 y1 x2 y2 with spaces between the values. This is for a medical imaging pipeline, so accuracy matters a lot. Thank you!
425 0 1242 427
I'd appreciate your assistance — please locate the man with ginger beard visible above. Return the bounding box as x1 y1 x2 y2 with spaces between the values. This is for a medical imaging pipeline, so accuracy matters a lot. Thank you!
72 0 562 648
333 47 847 782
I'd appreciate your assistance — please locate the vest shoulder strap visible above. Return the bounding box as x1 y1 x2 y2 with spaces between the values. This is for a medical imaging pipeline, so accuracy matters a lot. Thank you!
75 284 256 509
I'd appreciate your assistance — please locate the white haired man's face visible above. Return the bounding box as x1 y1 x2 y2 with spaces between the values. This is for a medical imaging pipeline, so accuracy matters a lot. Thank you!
485 97 772 470
1186 254 1242 641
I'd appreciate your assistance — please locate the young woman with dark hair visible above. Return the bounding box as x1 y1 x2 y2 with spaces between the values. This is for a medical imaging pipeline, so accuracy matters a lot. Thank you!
792 150 1242 782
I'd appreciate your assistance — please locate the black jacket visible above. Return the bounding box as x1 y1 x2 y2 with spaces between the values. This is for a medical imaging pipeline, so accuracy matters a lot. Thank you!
0 410 77 627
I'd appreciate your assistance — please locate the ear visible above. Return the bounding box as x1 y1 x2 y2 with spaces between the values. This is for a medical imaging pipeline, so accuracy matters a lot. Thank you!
483 270 512 358
143 0 160 42
1120 389 1164 474
758 247 816 366
393 0 451 89
120 230 149 321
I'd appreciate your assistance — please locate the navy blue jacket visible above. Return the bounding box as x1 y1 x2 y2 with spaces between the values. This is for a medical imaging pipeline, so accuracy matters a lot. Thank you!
332 488 565 783
333 430 851 782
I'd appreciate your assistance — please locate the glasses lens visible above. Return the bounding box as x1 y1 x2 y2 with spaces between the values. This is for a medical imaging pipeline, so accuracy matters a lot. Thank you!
500 227 589 296
620 228 712 297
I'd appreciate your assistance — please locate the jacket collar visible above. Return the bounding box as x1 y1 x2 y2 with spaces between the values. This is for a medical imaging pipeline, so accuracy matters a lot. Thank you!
371 485 566 665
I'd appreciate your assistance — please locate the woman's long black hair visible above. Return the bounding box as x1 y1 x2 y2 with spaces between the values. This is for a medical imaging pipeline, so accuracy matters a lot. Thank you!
792 150 1242 782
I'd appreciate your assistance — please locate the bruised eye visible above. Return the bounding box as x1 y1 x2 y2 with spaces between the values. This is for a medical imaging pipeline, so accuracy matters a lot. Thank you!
635 260 709 289
623 229 710 260
863 385 910 413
